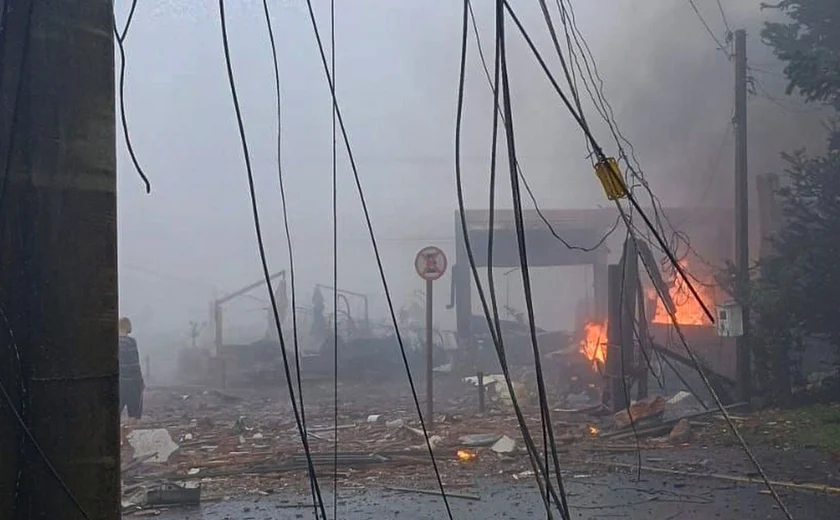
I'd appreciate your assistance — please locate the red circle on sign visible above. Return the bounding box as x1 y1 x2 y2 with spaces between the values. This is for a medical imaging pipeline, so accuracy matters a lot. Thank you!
415 246 447 281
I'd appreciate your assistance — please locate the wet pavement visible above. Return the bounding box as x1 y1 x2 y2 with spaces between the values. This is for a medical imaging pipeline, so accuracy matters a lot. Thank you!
141 453 840 519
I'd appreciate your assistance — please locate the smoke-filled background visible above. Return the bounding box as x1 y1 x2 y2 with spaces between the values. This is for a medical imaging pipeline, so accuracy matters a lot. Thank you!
115 0 829 378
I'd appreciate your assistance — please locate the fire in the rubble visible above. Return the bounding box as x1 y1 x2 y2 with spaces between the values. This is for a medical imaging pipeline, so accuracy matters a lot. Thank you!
588 425 600 437
580 321 608 369
456 449 477 462
650 260 716 326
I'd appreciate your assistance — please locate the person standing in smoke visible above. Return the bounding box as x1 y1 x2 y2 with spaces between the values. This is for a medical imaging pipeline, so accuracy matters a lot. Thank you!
119 317 145 426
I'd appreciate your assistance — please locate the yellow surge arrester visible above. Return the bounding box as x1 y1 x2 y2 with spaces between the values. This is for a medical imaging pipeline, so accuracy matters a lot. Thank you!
595 157 628 200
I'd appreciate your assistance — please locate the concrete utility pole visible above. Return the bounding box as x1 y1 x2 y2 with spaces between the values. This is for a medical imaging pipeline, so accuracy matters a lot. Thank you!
733 29 751 403
0 2 119 519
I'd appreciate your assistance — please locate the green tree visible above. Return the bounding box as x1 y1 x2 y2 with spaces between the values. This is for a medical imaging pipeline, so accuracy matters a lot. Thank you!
762 0 840 110
751 0 840 400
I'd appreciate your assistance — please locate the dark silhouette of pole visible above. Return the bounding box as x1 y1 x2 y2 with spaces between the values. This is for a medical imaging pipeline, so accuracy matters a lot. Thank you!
734 29 751 403
0 1 119 518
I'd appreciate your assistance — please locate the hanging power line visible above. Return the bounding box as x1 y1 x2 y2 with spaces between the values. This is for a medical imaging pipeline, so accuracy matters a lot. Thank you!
686 0 732 58
216 1 327 517
502 0 715 325
328 0 340 516
466 1 621 253
498 3 574 515
113 0 151 193
715 0 734 36
493 5 793 514
258 1 320 516
301 1 454 517
458 1 569 517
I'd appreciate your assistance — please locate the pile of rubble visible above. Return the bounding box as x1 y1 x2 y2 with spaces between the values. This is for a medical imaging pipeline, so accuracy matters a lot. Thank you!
120 381 745 515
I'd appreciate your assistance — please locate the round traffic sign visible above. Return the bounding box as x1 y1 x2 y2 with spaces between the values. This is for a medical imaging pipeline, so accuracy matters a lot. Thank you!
415 246 447 281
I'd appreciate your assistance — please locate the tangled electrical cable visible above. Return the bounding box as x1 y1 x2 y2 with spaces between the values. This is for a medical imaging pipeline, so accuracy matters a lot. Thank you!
551 0 715 269
465 1 620 254
501 1 714 326
503 1 793 515
216 2 327 517
301 1 454 517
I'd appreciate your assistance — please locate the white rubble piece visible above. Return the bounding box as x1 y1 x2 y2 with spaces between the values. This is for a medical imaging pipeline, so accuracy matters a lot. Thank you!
667 391 693 405
127 428 179 463
491 435 516 454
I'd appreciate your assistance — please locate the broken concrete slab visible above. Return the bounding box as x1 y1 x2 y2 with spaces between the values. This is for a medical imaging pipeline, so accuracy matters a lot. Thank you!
127 428 179 463
458 433 503 447
491 435 516 454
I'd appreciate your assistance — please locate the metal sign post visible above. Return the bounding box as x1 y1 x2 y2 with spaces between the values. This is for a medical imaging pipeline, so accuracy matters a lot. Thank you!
415 246 447 430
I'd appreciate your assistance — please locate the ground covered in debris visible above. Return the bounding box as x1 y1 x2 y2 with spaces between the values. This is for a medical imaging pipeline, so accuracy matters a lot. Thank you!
121 380 840 519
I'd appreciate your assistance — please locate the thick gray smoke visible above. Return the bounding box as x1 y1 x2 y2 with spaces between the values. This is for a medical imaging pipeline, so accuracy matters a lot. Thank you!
116 1 832 374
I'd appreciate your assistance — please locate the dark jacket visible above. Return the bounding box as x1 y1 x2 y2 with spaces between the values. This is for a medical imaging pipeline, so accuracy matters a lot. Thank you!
119 335 143 383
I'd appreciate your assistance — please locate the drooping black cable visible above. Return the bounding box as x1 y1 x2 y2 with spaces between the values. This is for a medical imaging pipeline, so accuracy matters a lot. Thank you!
616 228 643 481
477 0 559 510
258 2 320 516
466 2 620 253
301 2 453 516
686 0 732 57
113 0 151 193
536 0 585 122
502 0 714 325
478 0 505 359
458 3 564 516
715 0 733 37
117 0 139 42
216 3 327 517
462 1 575 514
497 5 572 518
329 0 339 516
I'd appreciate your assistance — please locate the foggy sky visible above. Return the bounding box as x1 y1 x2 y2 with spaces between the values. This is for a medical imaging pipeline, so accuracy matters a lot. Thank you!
115 0 829 352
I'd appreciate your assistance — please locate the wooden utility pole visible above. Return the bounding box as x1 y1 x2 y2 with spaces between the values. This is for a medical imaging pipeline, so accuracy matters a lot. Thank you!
734 29 751 403
0 2 119 519
606 264 627 412
620 239 638 400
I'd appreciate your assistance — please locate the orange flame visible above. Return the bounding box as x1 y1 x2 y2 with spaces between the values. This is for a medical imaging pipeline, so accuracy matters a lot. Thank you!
456 449 476 462
588 425 600 437
580 322 608 368
650 261 715 326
